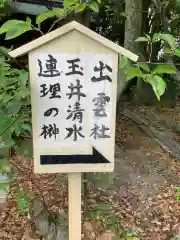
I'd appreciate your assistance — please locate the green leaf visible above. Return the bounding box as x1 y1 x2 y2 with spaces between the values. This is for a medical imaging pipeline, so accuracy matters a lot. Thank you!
18 70 29 87
5 23 32 40
164 47 174 55
6 101 22 114
0 116 14 131
0 20 21 35
177 195 180 201
153 33 176 49
125 67 143 81
12 123 24 136
0 75 9 88
146 75 166 100
138 63 150 72
26 16 31 25
21 124 32 132
0 93 13 104
152 64 176 74
135 37 148 42
119 56 129 69
64 0 77 9
36 8 65 25
0 159 11 173
74 2 86 12
3 138 16 148
15 191 29 214
99 203 113 211
16 88 30 100
126 228 139 237
0 20 32 40
89 1 99 12
175 48 180 58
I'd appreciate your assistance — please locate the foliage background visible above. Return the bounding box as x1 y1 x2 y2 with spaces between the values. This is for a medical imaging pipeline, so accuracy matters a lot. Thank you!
0 0 180 239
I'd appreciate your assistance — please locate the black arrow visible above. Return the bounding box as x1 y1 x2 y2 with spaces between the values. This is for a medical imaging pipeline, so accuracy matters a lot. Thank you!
40 147 110 165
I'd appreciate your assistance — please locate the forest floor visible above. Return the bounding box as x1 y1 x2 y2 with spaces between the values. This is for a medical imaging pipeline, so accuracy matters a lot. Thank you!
0 103 180 240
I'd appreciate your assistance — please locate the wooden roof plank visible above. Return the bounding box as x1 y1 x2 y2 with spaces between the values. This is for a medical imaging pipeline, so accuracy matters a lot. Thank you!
9 21 139 62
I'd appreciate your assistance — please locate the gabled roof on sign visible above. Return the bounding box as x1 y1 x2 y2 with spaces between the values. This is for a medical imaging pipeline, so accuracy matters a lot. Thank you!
9 21 139 62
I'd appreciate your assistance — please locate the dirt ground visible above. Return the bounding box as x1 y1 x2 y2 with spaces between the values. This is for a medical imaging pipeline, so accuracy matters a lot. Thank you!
114 104 180 239
0 104 180 240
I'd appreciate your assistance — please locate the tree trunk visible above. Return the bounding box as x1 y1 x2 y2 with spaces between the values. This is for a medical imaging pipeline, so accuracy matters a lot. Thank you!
124 0 143 57
142 0 151 60
123 0 143 104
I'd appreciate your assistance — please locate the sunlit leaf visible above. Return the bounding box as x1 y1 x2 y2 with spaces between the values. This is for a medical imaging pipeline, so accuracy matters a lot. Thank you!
0 20 22 34
5 23 32 40
64 0 78 9
89 1 99 12
152 64 176 74
146 75 166 100
135 37 148 42
125 67 143 81
36 8 65 25
74 2 86 12
0 20 32 40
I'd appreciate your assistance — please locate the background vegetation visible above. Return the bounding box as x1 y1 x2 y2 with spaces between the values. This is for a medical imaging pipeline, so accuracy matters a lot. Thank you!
0 0 180 239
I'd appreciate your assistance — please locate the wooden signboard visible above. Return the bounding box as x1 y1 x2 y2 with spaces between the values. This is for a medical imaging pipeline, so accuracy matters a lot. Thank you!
9 21 138 240
31 51 116 174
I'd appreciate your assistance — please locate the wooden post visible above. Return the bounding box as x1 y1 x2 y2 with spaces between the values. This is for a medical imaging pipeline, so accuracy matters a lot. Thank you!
68 173 82 240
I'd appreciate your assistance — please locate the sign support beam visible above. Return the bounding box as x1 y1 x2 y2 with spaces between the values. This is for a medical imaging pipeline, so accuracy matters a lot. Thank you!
68 172 81 240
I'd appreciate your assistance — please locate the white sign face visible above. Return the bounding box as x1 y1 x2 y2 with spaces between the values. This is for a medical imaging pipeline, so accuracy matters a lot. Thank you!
31 52 116 172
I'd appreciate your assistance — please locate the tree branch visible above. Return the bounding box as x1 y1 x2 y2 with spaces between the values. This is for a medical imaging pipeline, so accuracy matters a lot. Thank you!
47 15 66 33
